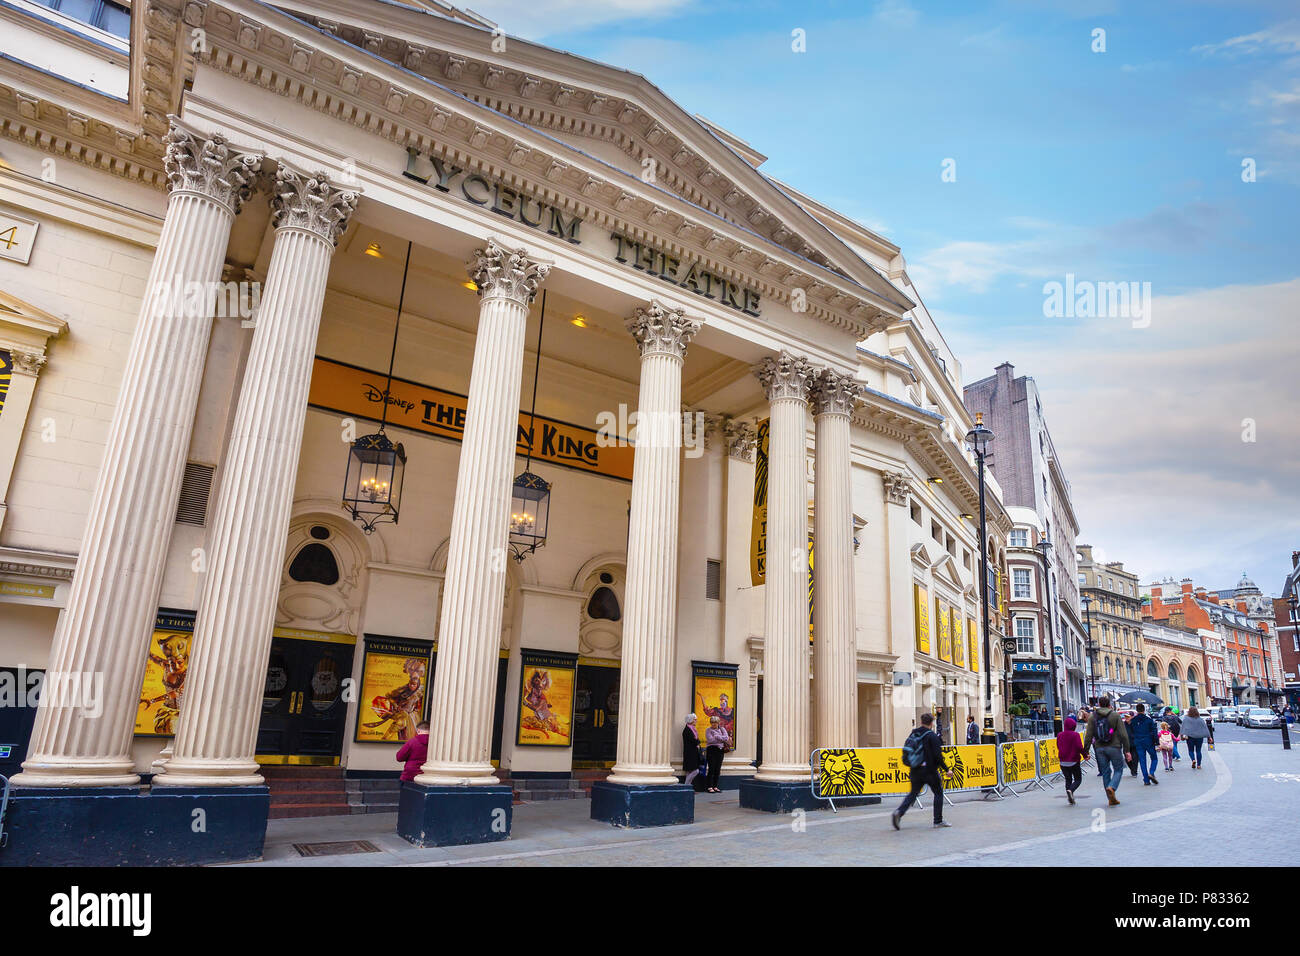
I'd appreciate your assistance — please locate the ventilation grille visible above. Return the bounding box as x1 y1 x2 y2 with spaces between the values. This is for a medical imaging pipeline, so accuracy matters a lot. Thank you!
705 559 721 600
176 462 215 526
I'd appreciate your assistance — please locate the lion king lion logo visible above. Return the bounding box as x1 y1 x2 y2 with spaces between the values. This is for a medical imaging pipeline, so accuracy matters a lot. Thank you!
942 746 967 790
818 749 867 797
1003 745 1019 782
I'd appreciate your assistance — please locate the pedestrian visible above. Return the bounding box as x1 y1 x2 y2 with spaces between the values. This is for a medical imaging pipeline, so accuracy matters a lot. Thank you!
965 714 980 745
1082 695 1131 806
1180 706 1213 769
1165 709 1183 761
891 712 951 830
1128 702 1160 786
704 713 730 793
1057 715 1084 805
682 714 704 790
1158 721 1176 770
395 719 430 782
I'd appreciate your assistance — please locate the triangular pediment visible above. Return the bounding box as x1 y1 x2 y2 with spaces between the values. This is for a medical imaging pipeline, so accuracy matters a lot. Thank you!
930 551 965 591
265 0 913 316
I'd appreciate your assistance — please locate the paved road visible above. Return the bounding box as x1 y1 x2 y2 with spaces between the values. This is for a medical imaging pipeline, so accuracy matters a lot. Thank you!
246 721 1297 867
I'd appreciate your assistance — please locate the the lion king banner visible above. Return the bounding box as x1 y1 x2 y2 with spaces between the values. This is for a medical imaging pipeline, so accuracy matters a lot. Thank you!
517 649 577 747
812 744 1000 798
1037 737 1061 776
1000 740 1038 784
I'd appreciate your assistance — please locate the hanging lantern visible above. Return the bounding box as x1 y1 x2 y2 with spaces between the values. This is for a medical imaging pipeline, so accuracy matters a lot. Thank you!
343 429 406 534
509 469 550 561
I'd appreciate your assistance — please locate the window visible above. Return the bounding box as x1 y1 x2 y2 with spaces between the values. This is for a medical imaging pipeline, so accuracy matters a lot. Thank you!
1015 617 1036 653
1009 529 1028 548
1013 568 1032 599
931 520 942 543
910 500 921 526
1077 573 1086 587
32 0 130 37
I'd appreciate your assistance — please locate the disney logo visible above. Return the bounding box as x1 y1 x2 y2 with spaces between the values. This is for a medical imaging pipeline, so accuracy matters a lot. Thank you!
362 383 415 414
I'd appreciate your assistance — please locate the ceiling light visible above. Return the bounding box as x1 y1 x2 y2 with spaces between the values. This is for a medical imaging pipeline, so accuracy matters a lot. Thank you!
462 280 478 291
571 315 588 328
928 476 943 484
364 242 384 258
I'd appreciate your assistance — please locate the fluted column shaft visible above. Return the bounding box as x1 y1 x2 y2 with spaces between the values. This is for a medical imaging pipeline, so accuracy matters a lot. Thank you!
417 239 550 786
754 353 816 781
811 369 861 749
13 122 261 788
155 167 356 787
608 302 701 785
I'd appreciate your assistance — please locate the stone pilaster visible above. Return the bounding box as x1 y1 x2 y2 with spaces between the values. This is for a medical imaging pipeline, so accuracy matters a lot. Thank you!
154 166 356 787
810 368 862 749
752 351 817 781
607 302 701 785
12 120 262 788
416 238 550 786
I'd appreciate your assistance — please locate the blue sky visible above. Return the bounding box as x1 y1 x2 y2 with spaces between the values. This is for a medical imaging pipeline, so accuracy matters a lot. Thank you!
470 0 1300 596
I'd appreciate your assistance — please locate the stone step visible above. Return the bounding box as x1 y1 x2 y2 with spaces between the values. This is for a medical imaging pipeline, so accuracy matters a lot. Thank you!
268 804 354 819
269 789 351 806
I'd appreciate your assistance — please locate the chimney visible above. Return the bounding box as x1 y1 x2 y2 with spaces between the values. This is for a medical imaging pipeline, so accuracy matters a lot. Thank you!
1181 580 1194 595
1293 550 1299 569
1208 594 1220 605
1236 600 1247 614
995 362 1014 391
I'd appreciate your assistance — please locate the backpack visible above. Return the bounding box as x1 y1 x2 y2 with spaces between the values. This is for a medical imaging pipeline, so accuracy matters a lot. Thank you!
1093 711 1116 746
902 728 929 769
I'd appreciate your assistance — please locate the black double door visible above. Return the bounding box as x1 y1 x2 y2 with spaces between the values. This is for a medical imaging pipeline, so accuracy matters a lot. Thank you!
572 663 620 765
256 635 355 762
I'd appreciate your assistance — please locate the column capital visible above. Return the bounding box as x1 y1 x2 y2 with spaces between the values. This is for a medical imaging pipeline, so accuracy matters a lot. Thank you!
270 166 359 246
8 349 46 378
882 470 911 505
163 118 263 215
626 300 701 360
810 367 863 418
724 418 757 462
754 351 815 403
469 237 551 305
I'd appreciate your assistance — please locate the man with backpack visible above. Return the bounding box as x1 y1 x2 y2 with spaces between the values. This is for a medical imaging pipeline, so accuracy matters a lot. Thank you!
891 713 951 830
1082 695 1131 806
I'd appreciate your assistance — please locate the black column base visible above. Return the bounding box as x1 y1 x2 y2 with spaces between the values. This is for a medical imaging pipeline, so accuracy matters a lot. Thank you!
589 780 694 828
396 783 513 847
738 777 825 813
0 785 269 866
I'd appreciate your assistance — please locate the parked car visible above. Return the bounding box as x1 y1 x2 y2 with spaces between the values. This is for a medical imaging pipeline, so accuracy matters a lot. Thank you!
1245 708 1281 729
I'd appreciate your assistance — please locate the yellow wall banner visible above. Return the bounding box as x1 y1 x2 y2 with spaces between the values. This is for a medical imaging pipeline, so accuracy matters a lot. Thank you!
914 583 931 655
1037 737 1061 776
749 418 770 585
1001 740 1037 783
952 607 965 667
308 356 634 481
940 744 999 791
135 608 194 737
936 598 952 663
967 617 979 672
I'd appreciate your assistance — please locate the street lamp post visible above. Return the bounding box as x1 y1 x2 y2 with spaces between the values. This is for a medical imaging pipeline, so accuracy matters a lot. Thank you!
1036 532 1063 734
965 413 995 738
1081 593 1097 705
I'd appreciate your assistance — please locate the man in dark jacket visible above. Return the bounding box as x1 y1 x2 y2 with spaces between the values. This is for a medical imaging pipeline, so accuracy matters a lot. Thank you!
1083 696 1131 806
891 713 951 830
1128 702 1160 785
966 714 980 745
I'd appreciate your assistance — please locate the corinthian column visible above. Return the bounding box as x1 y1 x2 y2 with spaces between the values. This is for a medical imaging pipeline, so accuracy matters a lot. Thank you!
154 166 357 787
415 239 550 786
811 368 862 749
12 120 262 788
753 352 816 782
607 302 701 785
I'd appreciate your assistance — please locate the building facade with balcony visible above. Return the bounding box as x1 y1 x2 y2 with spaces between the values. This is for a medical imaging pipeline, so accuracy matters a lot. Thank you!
1078 545 1144 704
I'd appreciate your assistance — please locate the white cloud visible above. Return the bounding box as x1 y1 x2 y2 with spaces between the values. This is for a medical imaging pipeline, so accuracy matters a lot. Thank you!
873 0 919 29
1191 21 1300 58
946 278 1300 590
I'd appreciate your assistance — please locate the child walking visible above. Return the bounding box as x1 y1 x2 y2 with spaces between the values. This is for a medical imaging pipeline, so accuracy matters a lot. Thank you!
1158 721 1176 771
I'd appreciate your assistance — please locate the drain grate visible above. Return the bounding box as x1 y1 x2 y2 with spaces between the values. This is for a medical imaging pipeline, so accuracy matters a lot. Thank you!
293 840 381 858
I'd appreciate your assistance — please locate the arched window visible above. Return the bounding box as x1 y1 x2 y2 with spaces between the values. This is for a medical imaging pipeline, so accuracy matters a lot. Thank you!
1168 662 1180 682
288 527 340 585
1126 660 1134 683
1147 659 1158 678
586 572 622 622
1105 657 1113 679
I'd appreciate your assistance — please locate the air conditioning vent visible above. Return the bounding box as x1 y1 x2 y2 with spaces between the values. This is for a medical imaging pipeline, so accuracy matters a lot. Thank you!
705 559 721 600
176 462 215 526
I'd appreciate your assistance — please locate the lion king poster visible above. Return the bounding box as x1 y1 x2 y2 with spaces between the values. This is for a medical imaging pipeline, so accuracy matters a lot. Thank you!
692 661 738 752
516 649 577 747
134 608 195 737
354 636 433 744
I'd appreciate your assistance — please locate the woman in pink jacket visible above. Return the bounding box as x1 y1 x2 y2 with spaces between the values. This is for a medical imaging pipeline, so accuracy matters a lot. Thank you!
396 720 430 782
1056 716 1085 805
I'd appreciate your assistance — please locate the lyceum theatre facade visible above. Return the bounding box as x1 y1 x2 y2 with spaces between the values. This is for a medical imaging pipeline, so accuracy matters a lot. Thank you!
0 0 1007 863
